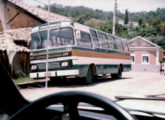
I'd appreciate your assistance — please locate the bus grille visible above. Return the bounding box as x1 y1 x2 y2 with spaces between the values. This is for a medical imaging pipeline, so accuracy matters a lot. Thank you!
32 60 72 72
36 62 61 71
48 61 61 70
37 63 46 71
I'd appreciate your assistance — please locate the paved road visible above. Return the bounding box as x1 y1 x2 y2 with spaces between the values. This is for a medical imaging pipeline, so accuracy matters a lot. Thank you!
20 71 165 102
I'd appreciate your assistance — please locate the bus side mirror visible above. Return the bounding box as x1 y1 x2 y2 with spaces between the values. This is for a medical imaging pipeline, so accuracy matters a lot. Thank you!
75 31 81 39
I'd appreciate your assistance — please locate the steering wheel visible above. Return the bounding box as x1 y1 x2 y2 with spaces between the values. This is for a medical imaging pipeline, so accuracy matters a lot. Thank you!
8 91 137 120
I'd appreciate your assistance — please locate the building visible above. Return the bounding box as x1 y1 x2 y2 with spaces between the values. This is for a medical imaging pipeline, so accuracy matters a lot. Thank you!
0 28 31 77
128 36 164 72
0 0 70 78
118 19 138 28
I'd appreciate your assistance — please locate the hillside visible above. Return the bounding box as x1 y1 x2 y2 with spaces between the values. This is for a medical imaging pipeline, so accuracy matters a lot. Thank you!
41 4 165 49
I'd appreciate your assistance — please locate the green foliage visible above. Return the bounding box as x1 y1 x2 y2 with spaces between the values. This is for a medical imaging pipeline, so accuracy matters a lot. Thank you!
40 4 165 49
157 38 165 49
77 13 92 24
42 4 165 24
85 19 105 30
44 4 113 21
160 23 165 35
133 25 157 37
129 8 165 23
138 18 143 26
13 77 35 85
99 21 129 38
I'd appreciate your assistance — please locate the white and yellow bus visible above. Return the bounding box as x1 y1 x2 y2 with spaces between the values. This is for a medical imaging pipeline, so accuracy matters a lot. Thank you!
30 21 131 84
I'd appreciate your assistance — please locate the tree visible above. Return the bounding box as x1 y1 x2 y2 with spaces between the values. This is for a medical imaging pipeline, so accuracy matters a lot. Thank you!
100 21 129 38
124 9 129 25
138 18 143 26
160 22 165 35
77 13 92 24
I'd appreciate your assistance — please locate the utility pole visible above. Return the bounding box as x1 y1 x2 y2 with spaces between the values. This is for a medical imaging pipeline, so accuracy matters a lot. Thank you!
112 0 117 35
45 0 50 90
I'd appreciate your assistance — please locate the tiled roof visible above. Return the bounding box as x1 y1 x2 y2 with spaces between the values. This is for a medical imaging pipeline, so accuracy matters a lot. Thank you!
8 0 70 22
128 36 160 48
3 27 32 42
0 32 30 52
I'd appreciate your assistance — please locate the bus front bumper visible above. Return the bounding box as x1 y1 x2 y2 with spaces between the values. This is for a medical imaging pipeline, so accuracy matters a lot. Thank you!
30 69 79 78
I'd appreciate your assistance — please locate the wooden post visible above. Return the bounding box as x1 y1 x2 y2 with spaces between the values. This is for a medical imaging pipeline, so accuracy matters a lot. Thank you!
0 0 10 30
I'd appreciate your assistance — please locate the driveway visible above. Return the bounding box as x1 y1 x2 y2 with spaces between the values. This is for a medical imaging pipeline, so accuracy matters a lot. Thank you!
20 71 165 101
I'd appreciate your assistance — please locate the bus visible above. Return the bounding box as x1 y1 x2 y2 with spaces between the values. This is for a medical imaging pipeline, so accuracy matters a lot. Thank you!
30 21 131 84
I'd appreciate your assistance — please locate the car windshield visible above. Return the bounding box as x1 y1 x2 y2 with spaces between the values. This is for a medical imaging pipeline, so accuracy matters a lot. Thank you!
0 0 165 120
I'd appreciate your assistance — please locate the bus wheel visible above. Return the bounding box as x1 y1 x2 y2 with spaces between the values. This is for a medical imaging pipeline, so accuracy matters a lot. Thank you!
111 68 122 79
85 67 94 84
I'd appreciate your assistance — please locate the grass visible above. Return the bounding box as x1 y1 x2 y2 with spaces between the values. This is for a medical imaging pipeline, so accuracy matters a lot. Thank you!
13 77 35 85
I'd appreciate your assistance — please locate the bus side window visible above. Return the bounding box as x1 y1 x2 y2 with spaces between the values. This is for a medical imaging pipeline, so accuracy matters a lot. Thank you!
98 32 110 49
76 31 93 48
115 37 124 51
107 35 118 50
90 30 100 48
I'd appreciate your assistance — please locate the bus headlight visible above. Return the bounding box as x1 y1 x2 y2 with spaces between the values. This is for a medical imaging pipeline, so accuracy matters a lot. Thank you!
31 65 37 70
61 61 69 67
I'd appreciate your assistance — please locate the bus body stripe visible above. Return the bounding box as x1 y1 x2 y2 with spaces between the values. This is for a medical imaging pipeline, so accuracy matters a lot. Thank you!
31 56 131 65
72 56 131 65
31 46 130 60
72 49 130 60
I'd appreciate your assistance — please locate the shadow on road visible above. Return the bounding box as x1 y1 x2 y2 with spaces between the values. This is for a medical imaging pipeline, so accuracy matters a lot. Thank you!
18 76 132 89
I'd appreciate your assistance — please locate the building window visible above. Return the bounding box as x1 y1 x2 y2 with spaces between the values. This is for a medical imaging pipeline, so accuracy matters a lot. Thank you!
142 54 150 64
131 54 135 64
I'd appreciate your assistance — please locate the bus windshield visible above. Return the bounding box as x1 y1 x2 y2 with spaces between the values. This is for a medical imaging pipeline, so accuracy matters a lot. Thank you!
31 27 74 50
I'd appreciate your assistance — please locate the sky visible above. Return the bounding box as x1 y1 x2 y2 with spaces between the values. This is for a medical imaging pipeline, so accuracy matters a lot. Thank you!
23 0 165 13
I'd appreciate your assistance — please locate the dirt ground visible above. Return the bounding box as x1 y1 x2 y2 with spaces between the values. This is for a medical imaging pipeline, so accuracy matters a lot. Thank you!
20 71 165 101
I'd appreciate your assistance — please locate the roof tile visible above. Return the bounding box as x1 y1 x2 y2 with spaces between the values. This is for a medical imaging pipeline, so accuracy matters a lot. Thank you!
8 0 70 22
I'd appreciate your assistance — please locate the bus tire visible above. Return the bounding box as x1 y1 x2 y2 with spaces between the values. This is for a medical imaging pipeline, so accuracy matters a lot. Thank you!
111 68 122 79
85 67 94 84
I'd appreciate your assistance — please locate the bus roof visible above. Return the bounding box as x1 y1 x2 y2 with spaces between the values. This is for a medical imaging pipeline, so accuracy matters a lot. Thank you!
32 21 73 32
31 21 128 41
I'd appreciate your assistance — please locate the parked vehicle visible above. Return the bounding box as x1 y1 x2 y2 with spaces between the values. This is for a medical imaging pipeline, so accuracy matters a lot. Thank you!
30 21 131 83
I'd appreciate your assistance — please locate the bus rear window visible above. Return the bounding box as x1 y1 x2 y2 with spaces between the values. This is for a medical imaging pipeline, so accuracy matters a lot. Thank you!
76 31 92 48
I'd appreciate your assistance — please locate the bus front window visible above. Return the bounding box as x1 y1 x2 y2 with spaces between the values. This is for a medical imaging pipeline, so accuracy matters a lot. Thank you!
39 31 48 49
31 28 74 50
31 33 40 50
31 30 48 50
50 27 74 47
